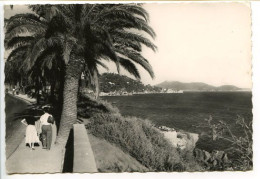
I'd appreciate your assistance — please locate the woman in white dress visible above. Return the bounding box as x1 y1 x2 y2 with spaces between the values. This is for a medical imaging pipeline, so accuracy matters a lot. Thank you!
21 116 40 150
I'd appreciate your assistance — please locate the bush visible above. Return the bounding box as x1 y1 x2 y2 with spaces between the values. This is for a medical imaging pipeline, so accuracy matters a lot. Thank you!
78 94 202 171
86 113 183 171
196 115 252 171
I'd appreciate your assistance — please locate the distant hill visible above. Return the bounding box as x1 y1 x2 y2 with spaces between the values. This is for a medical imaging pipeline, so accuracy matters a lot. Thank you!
216 85 241 91
100 73 161 93
156 81 241 91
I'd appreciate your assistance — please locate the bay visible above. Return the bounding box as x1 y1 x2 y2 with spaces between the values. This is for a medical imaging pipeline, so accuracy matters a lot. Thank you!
102 92 252 151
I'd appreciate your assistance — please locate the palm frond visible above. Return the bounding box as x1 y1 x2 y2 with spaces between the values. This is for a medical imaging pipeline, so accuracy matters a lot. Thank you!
51 6 74 29
25 38 47 71
119 57 141 79
116 4 150 22
5 36 35 49
116 47 154 79
114 38 141 52
6 45 29 62
112 30 157 52
96 60 109 71
5 13 47 34
40 53 55 70
94 41 120 74
5 24 46 40
95 8 156 38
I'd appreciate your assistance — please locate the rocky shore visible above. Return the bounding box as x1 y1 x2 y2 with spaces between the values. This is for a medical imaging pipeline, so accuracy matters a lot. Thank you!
159 126 232 170
159 126 199 150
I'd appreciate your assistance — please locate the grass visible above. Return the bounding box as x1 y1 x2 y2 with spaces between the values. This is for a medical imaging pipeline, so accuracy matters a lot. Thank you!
88 133 149 172
78 94 203 172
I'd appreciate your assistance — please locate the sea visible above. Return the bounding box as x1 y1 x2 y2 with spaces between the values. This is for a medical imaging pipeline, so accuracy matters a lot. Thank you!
102 92 252 151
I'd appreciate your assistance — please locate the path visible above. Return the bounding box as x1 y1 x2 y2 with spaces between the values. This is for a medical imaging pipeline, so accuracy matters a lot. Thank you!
8 92 36 104
6 140 63 174
5 94 31 158
5 93 63 174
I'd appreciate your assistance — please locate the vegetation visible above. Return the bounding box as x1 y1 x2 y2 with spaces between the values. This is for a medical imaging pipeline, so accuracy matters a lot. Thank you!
5 4 157 147
88 133 149 172
99 73 162 93
196 115 253 171
4 9 65 105
78 93 203 171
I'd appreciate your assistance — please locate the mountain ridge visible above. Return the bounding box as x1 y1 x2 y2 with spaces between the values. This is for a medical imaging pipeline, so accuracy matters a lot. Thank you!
156 81 242 91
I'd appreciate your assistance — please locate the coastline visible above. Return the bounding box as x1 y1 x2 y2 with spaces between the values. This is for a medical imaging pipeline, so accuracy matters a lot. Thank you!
99 90 252 97
158 126 199 150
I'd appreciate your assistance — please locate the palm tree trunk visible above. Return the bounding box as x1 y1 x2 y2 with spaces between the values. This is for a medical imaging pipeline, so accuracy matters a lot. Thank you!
36 80 40 104
56 58 83 147
50 80 55 103
93 70 99 99
95 80 99 100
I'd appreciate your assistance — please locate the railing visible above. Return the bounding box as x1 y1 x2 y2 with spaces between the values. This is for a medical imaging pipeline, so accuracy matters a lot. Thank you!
73 124 97 173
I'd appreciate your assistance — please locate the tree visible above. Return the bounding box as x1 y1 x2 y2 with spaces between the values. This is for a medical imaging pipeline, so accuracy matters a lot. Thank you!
53 4 157 146
6 4 157 147
4 14 48 99
5 13 65 104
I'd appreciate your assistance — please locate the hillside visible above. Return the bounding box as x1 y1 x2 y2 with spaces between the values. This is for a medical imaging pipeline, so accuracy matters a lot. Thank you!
157 81 241 91
216 85 241 91
99 73 161 93
99 74 241 93
88 134 148 172
77 94 199 172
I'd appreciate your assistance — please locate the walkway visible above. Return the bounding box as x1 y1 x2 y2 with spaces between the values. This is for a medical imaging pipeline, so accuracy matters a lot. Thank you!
5 93 63 174
8 92 36 104
6 140 63 174
5 93 98 173
5 94 30 159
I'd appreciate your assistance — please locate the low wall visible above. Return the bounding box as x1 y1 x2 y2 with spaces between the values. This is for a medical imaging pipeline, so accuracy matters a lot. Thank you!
73 124 98 173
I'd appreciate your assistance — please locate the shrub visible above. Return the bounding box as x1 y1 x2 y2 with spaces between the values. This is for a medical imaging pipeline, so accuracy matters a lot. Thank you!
78 94 201 171
86 113 183 171
196 115 252 171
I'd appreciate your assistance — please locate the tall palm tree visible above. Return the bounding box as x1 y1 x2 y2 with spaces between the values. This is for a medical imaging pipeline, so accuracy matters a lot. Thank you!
48 4 157 146
5 12 65 104
5 4 157 147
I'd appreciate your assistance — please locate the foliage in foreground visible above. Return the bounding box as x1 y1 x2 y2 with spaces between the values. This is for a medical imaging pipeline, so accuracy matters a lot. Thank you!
198 115 253 171
78 94 203 172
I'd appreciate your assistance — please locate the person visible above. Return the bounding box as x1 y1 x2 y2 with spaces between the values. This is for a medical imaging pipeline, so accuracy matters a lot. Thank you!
35 118 42 140
21 116 40 150
51 117 57 146
39 108 53 150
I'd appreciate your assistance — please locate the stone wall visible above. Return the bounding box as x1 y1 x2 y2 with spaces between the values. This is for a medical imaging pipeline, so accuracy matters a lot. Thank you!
73 124 98 173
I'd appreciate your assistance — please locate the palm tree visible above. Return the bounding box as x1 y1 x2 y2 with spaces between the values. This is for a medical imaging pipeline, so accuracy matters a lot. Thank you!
48 4 157 146
5 12 65 104
5 4 157 147
5 13 47 90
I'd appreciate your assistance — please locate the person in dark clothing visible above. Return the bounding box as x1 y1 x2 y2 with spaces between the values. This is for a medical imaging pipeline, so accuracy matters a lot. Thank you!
39 108 53 150
21 116 40 150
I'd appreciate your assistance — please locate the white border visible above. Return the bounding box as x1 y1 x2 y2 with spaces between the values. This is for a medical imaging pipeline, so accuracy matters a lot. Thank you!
251 0 260 177
1 2 5 179
1 1 260 179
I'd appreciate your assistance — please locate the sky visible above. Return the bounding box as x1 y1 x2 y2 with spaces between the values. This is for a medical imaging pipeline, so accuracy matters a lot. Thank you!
4 3 252 88
138 3 252 88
